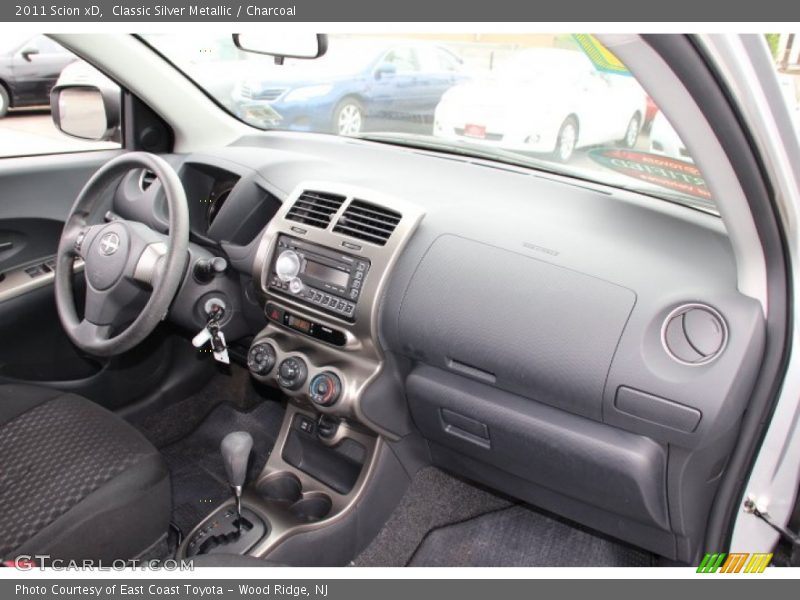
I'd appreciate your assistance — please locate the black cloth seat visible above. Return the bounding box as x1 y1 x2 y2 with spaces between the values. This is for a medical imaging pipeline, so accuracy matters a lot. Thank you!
0 384 170 561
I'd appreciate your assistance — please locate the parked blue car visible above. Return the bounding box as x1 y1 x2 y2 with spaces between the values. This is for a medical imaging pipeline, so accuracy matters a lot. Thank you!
230 40 469 135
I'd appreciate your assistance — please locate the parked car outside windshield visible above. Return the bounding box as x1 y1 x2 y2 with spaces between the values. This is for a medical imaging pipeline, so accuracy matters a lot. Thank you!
433 48 647 163
229 39 469 135
142 33 715 214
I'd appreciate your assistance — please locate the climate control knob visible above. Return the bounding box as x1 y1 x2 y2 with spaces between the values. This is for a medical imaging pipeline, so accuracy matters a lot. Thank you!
275 250 301 282
276 357 308 390
247 342 276 376
309 372 342 407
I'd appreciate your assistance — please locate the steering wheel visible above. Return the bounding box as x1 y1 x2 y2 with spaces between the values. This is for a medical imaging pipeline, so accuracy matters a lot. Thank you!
55 152 189 357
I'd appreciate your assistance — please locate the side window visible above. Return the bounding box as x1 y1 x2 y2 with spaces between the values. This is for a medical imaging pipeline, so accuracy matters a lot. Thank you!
383 48 421 74
0 35 121 158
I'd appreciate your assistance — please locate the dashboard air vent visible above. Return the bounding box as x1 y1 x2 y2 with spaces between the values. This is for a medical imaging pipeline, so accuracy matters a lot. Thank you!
286 190 346 229
139 169 157 192
662 303 727 366
333 200 401 246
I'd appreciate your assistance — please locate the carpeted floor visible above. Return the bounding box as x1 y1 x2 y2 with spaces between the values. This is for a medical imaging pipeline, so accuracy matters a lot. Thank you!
353 467 512 566
408 505 654 567
131 366 281 448
159 400 285 536
353 467 654 567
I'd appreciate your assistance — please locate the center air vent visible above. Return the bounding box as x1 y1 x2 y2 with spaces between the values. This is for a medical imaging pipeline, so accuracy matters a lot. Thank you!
286 190 346 229
139 169 157 192
333 200 401 246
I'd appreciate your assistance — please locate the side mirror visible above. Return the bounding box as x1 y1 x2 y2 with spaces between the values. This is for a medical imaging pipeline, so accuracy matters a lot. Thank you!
21 47 39 62
232 33 327 62
50 85 120 141
375 63 397 80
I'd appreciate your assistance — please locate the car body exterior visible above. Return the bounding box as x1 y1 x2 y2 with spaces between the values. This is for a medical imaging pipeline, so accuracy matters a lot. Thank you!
230 40 469 135
433 48 648 161
649 110 692 162
0 34 75 117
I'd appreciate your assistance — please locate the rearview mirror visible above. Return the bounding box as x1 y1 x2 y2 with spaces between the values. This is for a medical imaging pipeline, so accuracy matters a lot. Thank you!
232 33 327 62
50 85 120 141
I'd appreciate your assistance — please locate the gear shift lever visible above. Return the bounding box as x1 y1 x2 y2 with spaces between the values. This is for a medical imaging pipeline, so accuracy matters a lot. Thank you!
220 431 253 531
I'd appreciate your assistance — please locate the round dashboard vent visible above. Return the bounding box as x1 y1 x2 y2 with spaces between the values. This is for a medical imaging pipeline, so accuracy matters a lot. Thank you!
661 303 728 366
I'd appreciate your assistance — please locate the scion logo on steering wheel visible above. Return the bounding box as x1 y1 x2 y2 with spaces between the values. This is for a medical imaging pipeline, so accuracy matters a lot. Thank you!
98 232 121 256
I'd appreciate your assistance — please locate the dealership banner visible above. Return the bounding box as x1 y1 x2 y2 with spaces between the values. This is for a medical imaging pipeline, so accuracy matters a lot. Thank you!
2 0 800 21
3 579 800 599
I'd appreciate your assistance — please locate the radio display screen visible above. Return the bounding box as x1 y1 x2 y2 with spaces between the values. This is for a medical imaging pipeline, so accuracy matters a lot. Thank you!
303 260 349 288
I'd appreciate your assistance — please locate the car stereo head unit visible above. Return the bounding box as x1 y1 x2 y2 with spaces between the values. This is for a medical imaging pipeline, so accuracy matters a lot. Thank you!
267 234 370 320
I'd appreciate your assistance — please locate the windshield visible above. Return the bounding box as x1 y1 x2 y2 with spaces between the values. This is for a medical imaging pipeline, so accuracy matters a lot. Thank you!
142 33 716 214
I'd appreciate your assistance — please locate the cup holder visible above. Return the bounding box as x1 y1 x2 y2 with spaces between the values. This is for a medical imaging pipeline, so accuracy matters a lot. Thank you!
256 472 302 504
256 472 333 523
289 492 332 523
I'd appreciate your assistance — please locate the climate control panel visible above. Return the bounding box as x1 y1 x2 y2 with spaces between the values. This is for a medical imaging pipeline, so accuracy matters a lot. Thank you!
247 338 345 409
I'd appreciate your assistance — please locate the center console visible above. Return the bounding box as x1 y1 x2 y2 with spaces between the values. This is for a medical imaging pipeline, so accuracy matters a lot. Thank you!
177 182 423 562
247 182 423 432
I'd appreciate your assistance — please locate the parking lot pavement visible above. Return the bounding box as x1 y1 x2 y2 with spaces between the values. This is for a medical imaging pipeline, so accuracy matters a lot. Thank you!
0 110 118 158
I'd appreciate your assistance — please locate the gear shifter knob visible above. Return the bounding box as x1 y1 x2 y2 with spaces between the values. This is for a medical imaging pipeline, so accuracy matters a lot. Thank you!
221 431 253 532
221 431 253 489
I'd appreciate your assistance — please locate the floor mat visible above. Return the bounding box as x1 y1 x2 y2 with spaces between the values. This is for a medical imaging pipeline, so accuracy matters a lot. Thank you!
352 467 513 566
161 401 285 536
132 365 282 449
353 467 653 567
408 505 654 567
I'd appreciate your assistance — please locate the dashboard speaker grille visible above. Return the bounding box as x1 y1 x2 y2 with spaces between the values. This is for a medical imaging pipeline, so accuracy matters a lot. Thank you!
333 199 402 246
286 190 346 229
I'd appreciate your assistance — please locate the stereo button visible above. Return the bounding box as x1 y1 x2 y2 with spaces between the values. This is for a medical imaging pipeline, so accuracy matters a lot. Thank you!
275 250 301 282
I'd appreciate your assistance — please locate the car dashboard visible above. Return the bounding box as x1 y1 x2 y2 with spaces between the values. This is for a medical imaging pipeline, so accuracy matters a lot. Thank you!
110 131 764 563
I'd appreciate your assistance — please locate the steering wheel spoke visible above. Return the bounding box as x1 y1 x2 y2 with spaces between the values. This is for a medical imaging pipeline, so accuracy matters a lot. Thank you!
131 242 168 288
73 319 113 347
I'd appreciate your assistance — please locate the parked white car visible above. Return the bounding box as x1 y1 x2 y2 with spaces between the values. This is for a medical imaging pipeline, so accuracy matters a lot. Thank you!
649 110 691 162
433 48 648 162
